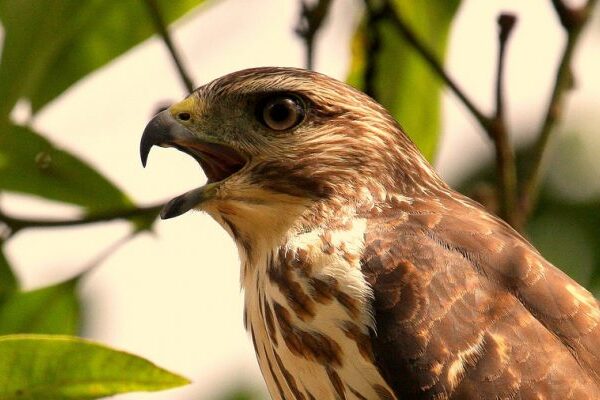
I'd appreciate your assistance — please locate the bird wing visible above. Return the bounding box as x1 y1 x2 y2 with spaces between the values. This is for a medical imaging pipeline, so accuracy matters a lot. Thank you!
360 194 600 399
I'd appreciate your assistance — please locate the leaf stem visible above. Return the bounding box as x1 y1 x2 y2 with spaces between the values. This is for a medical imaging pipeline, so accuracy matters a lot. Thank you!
143 0 195 93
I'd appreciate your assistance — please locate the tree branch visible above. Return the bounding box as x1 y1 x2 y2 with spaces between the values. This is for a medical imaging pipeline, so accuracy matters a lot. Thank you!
0 204 163 235
383 1 493 133
519 0 598 222
491 13 519 226
495 14 517 122
295 0 333 70
362 0 385 99
143 0 195 93
382 2 522 225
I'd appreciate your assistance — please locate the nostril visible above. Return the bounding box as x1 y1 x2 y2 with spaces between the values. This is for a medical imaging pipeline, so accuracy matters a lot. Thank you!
177 112 191 121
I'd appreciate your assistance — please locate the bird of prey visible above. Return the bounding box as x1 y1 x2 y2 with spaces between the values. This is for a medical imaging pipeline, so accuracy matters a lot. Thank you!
140 67 600 399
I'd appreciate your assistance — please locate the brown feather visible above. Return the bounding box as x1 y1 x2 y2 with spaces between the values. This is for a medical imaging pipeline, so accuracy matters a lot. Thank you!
361 193 600 399
151 67 600 400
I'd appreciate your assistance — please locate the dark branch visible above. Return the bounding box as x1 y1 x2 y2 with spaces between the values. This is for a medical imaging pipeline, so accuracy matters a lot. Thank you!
0 204 163 234
551 0 588 29
495 14 516 121
491 13 518 226
383 1 493 132
362 0 384 99
295 0 333 70
519 0 598 223
382 2 517 226
143 0 195 93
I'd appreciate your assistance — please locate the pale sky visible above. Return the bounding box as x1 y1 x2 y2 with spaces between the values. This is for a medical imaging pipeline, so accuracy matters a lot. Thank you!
3 1 600 399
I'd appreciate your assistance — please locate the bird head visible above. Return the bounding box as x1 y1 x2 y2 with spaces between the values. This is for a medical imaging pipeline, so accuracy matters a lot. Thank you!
141 67 440 244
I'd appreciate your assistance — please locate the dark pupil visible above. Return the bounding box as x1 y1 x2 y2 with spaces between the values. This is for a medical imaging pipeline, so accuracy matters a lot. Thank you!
270 102 291 122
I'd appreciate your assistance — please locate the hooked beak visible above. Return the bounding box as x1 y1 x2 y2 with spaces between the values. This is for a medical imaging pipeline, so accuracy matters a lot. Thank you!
140 110 246 219
140 110 191 168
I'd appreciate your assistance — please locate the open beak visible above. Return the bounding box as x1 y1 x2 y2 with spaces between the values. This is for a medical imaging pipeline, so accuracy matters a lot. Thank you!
140 110 246 219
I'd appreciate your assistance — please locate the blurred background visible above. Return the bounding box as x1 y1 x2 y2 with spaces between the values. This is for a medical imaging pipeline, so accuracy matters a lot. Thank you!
0 0 599 399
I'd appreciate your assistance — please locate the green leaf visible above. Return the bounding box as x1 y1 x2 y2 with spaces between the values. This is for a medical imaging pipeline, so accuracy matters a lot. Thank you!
347 0 461 160
0 334 190 399
0 0 205 116
0 279 79 335
0 244 18 301
0 123 131 212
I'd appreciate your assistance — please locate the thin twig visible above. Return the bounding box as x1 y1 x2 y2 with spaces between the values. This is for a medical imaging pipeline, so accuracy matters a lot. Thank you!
143 0 195 93
519 0 597 222
495 14 517 121
76 231 138 279
551 0 587 30
491 13 518 226
295 0 333 70
383 1 493 133
0 204 163 234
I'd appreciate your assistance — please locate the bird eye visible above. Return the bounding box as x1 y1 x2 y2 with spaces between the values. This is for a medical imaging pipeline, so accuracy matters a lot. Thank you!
260 95 304 131
177 112 191 121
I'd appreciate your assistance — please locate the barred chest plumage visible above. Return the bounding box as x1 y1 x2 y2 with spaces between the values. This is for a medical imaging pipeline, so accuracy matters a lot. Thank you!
240 217 396 400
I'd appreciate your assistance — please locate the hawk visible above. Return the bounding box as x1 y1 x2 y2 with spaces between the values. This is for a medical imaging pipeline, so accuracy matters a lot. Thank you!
140 67 600 399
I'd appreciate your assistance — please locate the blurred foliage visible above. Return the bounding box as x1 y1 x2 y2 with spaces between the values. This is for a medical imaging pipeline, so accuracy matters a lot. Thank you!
0 0 598 399
0 278 79 335
347 0 460 160
0 0 203 116
0 245 17 301
528 199 599 290
0 334 189 399
210 386 267 400
0 0 205 398
0 124 132 212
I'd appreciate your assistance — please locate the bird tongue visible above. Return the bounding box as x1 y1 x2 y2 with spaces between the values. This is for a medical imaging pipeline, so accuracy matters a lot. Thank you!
160 186 207 219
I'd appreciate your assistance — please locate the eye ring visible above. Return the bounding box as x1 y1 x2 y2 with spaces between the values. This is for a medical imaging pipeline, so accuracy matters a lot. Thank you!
259 95 305 131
